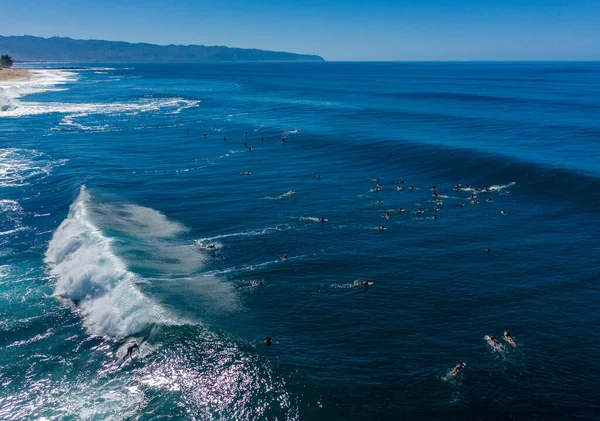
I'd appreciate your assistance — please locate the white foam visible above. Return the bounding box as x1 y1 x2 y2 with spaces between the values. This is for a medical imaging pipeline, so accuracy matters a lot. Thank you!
195 224 290 243
487 182 516 193
264 190 296 200
0 148 66 187
298 217 326 223
45 186 174 339
0 69 199 120
0 69 77 114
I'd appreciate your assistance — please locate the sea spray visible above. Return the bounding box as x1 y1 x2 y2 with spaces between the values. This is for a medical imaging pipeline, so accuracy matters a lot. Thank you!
45 186 171 339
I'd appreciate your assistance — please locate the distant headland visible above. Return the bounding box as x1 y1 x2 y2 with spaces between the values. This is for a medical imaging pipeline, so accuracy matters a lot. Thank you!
0 35 325 62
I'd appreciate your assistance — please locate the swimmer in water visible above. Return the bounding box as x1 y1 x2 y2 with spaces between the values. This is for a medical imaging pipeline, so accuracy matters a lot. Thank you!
416 209 424 215
224 136 227 141
448 360 466 377
125 343 139 360
385 212 390 220
503 331 516 347
186 128 190 135
282 137 285 143
487 197 493 203
375 200 383 205
396 185 403 191
433 214 439 220
320 217 326 223
396 180 406 184
397 208 405 213
244 141 247 147
313 174 321 179
249 147 252 152
470 199 478 204
374 226 386 231
244 132 248 137
261 137 264 142
265 337 272 346
290 189 296 194
457 202 465 207
485 248 491 253
501 210 507 215
283 254 288 261
252 280 263 287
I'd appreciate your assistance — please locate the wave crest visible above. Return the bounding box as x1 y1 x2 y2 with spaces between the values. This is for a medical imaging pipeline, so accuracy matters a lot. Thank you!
45 186 173 339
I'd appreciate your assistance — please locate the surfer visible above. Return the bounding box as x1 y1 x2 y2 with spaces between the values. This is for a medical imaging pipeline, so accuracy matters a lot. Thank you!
485 335 502 349
353 280 371 287
448 360 466 377
125 343 139 360
503 331 516 347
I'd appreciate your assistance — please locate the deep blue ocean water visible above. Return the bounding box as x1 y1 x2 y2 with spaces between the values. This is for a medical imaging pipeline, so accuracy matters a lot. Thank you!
1 62 599 420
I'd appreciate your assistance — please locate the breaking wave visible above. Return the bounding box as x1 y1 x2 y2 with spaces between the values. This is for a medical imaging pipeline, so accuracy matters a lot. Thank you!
45 186 177 339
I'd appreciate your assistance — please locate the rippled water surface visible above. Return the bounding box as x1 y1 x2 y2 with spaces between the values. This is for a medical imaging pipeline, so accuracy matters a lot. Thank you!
0 62 599 420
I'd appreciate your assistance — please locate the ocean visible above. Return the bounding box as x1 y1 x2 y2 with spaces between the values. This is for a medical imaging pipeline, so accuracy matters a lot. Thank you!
0 62 599 420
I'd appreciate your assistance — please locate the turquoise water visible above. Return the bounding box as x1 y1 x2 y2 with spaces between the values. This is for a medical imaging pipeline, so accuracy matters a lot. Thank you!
0 62 599 420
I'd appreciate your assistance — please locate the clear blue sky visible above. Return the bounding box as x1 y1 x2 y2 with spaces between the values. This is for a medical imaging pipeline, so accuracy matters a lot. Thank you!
3 0 600 60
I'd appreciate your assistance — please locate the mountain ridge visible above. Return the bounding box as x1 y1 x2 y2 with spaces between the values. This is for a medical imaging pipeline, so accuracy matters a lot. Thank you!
0 35 325 62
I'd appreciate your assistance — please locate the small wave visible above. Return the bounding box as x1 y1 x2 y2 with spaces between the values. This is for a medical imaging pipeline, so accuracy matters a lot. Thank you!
0 69 78 115
195 224 290 243
45 186 176 339
0 148 66 187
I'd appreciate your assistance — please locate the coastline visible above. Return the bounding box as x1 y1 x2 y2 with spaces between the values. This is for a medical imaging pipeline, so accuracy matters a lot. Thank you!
0 68 32 82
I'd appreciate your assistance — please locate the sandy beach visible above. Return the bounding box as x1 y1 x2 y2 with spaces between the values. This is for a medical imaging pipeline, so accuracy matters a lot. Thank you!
0 68 32 81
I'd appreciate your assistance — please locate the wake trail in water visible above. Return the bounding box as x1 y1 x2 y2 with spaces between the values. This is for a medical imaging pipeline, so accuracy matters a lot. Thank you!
195 224 290 243
45 186 177 339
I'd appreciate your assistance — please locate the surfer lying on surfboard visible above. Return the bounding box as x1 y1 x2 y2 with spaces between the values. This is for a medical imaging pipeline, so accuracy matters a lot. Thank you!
503 331 516 347
448 360 466 377
484 335 502 350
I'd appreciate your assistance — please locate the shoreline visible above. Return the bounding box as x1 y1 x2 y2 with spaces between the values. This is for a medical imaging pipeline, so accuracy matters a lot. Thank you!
0 68 33 82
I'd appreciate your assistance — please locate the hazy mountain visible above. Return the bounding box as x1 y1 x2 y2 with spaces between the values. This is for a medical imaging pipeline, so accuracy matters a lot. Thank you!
0 35 325 62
